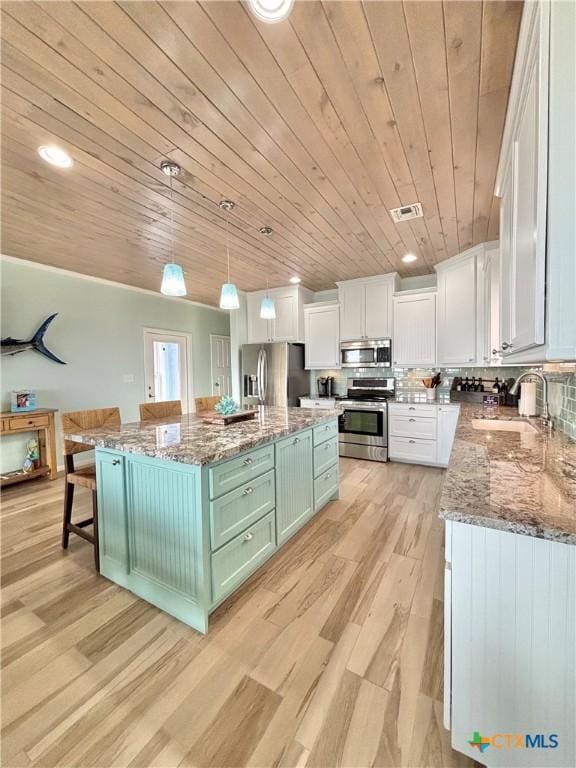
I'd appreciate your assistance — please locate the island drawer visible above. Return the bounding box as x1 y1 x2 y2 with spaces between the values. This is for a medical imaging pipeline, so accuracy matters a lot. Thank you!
389 403 437 417
313 419 339 446
389 414 437 440
209 444 275 499
211 511 276 605
210 470 275 551
314 461 339 512
313 436 339 478
389 436 437 464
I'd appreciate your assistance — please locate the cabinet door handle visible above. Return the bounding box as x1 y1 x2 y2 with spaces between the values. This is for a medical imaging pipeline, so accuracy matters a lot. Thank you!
468 357 474 362
294 437 300 444
243 457 253 465
492 348 500 355
112 458 121 466
243 532 254 542
501 341 513 350
243 486 254 495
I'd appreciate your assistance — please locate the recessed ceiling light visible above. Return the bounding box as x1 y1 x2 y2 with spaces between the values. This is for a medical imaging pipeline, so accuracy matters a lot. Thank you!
402 253 418 264
38 145 73 168
248 0 294 24
289 276 301 284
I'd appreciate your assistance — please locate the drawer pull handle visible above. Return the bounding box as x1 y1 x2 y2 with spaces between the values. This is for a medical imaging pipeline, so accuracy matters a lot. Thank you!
409 406 416 410
409 440 416 444
294 437 300 444
243 457 253 465
325 425 330 431
243 532 254 542
243 486 254 495
112 458 121 466
409 418 416 422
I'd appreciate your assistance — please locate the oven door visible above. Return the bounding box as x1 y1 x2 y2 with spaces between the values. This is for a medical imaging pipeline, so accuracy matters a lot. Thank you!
338 407 386 446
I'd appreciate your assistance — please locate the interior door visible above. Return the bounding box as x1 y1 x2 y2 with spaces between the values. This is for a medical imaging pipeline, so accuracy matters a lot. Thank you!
210 335 232 397
143 330 190 412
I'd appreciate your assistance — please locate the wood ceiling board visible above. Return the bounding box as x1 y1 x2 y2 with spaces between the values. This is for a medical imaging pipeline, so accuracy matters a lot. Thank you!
0 0 522 305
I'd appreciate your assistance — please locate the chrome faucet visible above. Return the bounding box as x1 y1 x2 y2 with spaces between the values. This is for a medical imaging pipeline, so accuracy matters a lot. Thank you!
510 369 552 428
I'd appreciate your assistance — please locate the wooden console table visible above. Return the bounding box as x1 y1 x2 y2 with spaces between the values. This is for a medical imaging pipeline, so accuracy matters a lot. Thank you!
0 409 58 487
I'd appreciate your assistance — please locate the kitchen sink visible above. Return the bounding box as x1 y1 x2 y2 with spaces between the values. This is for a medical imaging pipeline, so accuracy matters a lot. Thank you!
472 418 538 433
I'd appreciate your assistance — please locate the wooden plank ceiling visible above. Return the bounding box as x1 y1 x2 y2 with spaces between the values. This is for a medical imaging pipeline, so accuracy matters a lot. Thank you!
1 1 522 306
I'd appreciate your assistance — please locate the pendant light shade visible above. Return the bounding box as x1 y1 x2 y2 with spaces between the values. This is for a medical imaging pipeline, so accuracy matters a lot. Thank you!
159 161 187 297
220 282 240 310
260 295 276 319
161 263 187 297
219 199 239 311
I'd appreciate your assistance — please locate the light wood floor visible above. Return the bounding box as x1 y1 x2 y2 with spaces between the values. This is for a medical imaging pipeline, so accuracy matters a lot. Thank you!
1 458 480 768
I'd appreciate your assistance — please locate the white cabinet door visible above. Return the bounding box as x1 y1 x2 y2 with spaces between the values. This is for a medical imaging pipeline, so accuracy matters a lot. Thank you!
437 406 459 466
509 59 546 353
364 280 392 338
499 163 514 355
436 256 477 366
339 282 364 340
304 303 340 369
272 288 299 342
246 291 270 343
392 293 436 367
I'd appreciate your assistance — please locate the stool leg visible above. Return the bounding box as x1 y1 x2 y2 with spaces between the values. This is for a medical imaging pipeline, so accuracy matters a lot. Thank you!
62 481 74 549
92 490 100 572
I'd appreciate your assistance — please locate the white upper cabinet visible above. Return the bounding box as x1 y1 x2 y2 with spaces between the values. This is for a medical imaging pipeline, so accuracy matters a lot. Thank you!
436 251 479 366
246 291 270 344
337 274 399 341
495 0 575 362
392 290 436 367
246 285 313 344
303 301 340 370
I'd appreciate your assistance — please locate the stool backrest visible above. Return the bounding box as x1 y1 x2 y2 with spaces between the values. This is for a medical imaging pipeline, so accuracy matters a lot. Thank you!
139 400 182 421
195 395 220 412
62 407 121 456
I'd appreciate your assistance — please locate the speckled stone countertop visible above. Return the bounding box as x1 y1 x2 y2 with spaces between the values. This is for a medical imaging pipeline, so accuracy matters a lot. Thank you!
64 406 340 466
439 403 576 544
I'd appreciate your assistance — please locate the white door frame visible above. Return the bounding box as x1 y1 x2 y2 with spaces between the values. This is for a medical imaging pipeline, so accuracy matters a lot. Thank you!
210 334 232 397
142 327 194 413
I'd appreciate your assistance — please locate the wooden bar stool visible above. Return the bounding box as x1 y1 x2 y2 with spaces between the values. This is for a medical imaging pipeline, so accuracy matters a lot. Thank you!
195 395 220 412
61 407 121 571
139 400 182 421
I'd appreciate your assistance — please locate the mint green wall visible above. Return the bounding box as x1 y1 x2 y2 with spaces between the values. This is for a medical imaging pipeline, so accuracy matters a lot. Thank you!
1 258 229 471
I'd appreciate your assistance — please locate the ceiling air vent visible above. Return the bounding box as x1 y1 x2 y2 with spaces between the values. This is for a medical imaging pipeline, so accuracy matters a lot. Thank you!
389 202 423 223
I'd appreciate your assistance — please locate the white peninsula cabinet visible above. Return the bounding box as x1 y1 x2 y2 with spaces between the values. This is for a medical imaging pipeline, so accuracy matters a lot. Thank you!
303 301 340 370
445 521 576 767
388 403 459 468
337 274 399 341
495 0 576 363
392 289 436 367
246 285 313 344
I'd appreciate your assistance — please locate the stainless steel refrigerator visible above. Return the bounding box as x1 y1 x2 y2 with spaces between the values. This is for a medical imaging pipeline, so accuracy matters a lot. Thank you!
241 343 309 407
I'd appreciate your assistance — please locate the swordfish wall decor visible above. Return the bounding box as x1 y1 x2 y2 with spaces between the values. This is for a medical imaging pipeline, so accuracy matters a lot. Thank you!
1 313 67 365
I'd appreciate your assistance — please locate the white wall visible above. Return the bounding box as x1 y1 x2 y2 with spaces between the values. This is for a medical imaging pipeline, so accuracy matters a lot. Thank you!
1 257 230 472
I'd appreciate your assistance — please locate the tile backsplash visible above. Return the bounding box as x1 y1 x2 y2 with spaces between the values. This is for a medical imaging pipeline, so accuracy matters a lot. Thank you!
310 366 576 440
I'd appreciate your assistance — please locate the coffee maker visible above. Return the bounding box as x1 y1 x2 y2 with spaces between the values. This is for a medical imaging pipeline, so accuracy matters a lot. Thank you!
317 376 335 398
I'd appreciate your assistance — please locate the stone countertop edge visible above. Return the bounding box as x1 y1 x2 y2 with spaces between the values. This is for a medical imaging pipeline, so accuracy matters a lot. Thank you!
438 403 576 545
63 407 341 467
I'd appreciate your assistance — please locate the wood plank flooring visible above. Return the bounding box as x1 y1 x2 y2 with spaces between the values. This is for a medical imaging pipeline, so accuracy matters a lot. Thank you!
1 458 480 768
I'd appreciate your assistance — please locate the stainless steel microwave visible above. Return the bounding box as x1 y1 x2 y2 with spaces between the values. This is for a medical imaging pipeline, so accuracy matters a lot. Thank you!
340 339 392 368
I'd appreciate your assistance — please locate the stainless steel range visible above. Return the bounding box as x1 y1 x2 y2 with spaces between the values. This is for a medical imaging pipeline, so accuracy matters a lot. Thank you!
338 377 395 462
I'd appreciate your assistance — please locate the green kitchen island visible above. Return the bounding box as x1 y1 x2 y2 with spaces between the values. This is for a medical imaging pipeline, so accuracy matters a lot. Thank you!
64 406 340 633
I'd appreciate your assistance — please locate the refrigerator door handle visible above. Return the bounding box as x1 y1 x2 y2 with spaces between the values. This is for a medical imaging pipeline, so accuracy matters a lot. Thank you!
261 349 268 403
256 349 263 401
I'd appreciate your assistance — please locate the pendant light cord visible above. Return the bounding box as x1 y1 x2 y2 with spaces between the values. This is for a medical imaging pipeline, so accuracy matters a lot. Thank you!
226 206 231 283
169 171 175 265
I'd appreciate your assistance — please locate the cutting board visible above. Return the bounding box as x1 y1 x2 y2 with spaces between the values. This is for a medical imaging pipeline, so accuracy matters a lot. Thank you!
198 409 257 426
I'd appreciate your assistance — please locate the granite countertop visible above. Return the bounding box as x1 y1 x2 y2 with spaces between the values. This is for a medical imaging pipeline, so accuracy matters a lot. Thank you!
439 403 576 544
63 406 340 466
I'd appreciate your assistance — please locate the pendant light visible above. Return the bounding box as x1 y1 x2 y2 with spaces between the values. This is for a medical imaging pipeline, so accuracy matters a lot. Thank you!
160 161 187 297
219 200 240 310
260 279 276 320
